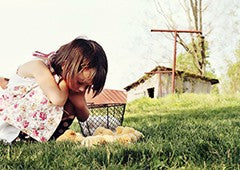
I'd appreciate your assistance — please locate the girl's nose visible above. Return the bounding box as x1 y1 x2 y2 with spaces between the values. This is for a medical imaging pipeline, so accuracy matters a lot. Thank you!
78 85 86 92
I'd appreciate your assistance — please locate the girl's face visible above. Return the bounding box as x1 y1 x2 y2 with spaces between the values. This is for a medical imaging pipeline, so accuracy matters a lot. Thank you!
67 68 96 93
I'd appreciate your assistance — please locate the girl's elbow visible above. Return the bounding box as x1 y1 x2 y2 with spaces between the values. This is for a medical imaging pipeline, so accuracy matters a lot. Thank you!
51 97 67 107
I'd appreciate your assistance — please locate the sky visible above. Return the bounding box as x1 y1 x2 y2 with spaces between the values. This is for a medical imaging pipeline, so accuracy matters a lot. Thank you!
0 0 239 90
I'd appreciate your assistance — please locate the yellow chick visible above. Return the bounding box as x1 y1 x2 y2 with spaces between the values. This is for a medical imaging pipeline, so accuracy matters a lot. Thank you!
56 129 84 142
93 127 114 136
56 126 144 146
121 127 136 134
128 133 138 142
115 134 133 144
81 135 107 147
115 126 124 135
114 126 144 144
132 130 144 140
101 134 116 143
75 132 85 142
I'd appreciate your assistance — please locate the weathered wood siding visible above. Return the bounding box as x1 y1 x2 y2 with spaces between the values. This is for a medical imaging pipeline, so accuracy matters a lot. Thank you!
127 74 212 102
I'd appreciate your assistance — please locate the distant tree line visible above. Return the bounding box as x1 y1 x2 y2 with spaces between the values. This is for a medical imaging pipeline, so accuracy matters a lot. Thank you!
223 42 240 94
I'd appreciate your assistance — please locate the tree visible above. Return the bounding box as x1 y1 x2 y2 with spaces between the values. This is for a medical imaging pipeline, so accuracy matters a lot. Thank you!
226 43 240 93
177 38 216 78
155 0 210 76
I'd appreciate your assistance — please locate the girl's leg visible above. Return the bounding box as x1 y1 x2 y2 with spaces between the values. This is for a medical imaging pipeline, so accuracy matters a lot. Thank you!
50 100 76 140
62 99 76 121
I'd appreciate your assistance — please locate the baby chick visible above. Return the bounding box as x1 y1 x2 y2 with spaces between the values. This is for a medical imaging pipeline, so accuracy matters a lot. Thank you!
93 127 114 136
56 129 84 142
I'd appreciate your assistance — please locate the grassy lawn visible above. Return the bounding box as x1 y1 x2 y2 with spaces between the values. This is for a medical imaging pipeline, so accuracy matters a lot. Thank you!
1 94 240 169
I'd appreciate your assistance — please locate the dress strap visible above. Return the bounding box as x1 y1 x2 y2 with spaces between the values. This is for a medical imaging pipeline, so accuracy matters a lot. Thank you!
32 51 59 78
32 51 56 59
32 51 56 66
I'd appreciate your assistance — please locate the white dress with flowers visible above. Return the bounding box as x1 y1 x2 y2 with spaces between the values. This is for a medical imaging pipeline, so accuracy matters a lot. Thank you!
0 71 63 143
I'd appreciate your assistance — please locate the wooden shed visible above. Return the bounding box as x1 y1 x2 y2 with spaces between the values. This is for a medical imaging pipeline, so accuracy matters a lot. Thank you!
124 66 219 102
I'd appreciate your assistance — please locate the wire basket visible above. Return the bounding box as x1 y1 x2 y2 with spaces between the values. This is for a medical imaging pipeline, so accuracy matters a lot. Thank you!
79 103 126 136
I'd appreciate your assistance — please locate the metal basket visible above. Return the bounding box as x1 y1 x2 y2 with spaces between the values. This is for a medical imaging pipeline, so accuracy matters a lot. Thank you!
79 103 126 136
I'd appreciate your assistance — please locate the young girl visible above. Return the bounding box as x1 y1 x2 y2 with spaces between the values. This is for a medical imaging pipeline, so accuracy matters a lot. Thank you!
0 37 108 143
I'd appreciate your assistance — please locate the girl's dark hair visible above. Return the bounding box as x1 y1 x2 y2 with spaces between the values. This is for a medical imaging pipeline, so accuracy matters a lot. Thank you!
50 37 108 97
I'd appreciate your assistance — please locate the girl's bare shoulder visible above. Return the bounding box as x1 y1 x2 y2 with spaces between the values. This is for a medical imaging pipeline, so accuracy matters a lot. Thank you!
17 60 48 78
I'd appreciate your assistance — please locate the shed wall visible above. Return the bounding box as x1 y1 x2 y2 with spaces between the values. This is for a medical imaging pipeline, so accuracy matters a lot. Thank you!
126 74 159 102
127 74 213 102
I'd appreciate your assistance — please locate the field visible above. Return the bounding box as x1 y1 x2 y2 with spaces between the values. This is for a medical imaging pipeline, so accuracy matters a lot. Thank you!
1 94 240 169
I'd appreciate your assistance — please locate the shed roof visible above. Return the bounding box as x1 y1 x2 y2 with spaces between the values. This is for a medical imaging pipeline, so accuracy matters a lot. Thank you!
124 66 219 91
85 89 127 105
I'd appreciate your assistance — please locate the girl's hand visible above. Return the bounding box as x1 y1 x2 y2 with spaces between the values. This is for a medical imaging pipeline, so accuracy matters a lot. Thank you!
68 91 90 122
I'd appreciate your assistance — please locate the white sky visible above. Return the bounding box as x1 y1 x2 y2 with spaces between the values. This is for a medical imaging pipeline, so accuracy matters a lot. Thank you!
0 0 239 90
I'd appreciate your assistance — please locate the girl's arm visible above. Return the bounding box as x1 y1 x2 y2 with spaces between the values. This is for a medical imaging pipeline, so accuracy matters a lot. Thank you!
68 91 89 122
17 60 68 106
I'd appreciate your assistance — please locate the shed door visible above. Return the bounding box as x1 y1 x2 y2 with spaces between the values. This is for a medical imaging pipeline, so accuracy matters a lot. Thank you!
147 88 154 98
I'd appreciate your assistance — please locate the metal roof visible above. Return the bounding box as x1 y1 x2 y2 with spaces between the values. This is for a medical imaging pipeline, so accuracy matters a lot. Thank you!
124 65 219 91
85 89 127 105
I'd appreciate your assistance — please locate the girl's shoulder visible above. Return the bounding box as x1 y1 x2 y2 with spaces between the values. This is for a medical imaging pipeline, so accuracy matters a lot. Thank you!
26 56 49 65
8 57 48 87
13 57 61 86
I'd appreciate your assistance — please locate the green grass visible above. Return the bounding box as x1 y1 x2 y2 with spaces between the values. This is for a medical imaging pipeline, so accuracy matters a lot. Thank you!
1 93 240 169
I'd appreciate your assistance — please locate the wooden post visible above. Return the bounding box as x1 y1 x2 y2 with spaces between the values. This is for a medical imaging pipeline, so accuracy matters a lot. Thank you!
172 31 178 93
159 73 162 97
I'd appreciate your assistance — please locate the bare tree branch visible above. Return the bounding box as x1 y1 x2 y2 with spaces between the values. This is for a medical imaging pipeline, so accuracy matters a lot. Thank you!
190 0 198 30
154 0 208 76
199 0 202 32
181 0 194 30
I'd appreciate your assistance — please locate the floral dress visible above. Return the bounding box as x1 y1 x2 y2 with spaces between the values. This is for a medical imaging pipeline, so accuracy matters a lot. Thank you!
0 72 63 142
